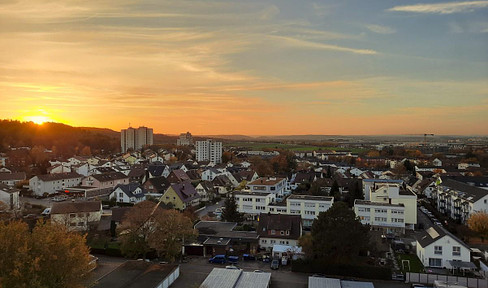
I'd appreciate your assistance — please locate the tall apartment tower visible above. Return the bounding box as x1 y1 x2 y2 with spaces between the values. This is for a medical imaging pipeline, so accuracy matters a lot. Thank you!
121 126 153 152
176 132 193 146
196 139 222 164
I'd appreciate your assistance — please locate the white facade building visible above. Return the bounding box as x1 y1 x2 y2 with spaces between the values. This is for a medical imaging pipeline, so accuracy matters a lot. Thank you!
416 226 471 268
235 191 276 217
247 177 287 198
29 173 83 196
121 126 153 152
0 184 20 210
196 140 222 164
283 195 334 227
354 200 405 234
51 201 103 231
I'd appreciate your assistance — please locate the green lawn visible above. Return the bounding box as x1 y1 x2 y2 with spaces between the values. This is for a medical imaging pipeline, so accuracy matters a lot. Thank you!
397 253 424 273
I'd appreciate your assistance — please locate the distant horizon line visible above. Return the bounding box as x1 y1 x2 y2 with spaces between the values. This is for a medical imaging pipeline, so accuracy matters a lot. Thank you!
3 119 488 137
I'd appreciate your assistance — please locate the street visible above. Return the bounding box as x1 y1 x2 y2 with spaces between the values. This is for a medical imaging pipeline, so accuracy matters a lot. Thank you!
196 200 224 219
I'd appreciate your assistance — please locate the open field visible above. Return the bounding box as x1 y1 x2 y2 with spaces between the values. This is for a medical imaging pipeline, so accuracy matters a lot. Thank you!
224 142 368 153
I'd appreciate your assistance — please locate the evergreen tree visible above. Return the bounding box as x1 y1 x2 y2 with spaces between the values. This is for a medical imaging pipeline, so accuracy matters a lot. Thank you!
329 179 340 200
310 202 370 263
221 194 243 222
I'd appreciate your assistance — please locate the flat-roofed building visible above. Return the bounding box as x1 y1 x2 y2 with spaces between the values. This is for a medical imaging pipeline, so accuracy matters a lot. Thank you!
234 190 276 218
248 177 286 198
200 268 271 288
354 199 405 235
285 194 334 227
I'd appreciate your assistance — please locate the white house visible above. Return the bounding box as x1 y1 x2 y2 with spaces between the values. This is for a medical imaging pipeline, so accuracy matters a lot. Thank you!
283 194 334 227
234 190 276 218
82 172 129 190
0 172 26 187
109 183 146 204
416 225 471 268
248 177 287 198
433 158 443 167
367 182 417 230
0 184 20 210
29 172 83 196
50 201 102 231
201 168 221 181
354 200 405 235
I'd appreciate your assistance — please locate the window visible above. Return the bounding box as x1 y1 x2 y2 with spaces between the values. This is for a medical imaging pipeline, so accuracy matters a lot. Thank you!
286 230 290 235
434 246 442 255
69 213 76 218
429 258 442 267
453 246 461 256
271 230 275 235
280 231 284 235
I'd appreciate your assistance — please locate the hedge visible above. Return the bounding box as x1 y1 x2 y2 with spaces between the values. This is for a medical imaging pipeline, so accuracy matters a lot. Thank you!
292 259 392 280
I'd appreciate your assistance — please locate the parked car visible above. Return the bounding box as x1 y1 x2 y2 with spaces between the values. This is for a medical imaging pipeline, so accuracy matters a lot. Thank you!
41 208 51 216
243 254 256 261
392 272 405 281
208 255 226 264
228 256 239 264
270 259 279 270
225 265 240 270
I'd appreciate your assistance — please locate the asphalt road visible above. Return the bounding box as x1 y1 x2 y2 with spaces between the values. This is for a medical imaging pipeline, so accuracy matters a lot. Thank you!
196 200 224 219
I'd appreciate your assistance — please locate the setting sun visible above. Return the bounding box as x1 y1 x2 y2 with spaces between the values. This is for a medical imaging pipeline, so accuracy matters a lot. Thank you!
23 115 51 125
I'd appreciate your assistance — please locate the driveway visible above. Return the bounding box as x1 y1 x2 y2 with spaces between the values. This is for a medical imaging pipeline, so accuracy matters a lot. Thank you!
197 200 224 219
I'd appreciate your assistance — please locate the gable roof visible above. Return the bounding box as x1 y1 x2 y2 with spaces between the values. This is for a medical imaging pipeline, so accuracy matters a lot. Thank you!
36 172 82 182
170 169 190 182
416 225 470 250
51 201 101 214
144 177 170 192
0 172 26 181
114 183 146 198
168 180 199 203
147 162 166 177
92 172 128 182
257 213 302 240
440 178 488 202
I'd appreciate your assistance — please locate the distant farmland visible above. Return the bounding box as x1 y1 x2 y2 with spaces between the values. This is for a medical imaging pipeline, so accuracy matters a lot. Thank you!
224 142 368 153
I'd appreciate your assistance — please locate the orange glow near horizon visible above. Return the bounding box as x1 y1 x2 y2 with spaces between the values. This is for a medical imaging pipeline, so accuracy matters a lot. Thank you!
22 115 52 125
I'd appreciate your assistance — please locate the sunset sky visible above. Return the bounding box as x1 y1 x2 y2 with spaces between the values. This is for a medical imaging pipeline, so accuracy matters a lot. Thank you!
1 0 487 135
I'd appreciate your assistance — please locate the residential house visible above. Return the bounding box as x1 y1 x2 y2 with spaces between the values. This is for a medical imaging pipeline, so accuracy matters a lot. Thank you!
416 225 471 268
212 175 233 195
29 172 83 196
147 162 169 178
354 200 405 235
195 181 215 202
82 172 129 190
0 153 7 167
362 179 403 200
433 158 443 167
258 213 302 251
167 169 190 184
127 167 146 183
109 183 146 204
433 178 488 224
367 183 417 230
0 172 26 187
0 184 20 210
235 191 276 218
142 177 170 197
282 195 334 227
47 163 72 174
160 180 200 210
51 201 102 231
201 168 221 181
248 177 287 198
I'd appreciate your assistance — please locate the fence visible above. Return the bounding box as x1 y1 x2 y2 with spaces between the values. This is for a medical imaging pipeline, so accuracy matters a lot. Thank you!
406 272 488 288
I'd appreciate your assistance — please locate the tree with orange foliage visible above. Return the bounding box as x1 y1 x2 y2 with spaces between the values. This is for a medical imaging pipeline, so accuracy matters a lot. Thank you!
468 211 488 242
0 220 92 288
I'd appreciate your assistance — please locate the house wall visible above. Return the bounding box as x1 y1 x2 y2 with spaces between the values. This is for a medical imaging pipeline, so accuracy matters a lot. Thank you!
354 203 405 234
259 238 298 251
161 187 185 210
416 236 470 268
236 193 275 215
109 187 145 204
0 190 20 210
51 210 102 231
286 198 333 226
29 176 82 196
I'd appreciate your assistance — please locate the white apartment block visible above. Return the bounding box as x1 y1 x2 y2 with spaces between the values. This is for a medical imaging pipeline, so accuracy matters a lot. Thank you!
176 132 193 146
234 191 276 218
196 140 222 164
247 177 286 198
283 195 334 227
433 178 488 224
29 173 83 196
121 126 154 152
367 183 417 230
362 179 403 201
354 200 405 235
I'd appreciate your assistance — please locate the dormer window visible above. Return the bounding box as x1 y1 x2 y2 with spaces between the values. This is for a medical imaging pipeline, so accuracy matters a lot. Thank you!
271 230 275 235
286 230 290 235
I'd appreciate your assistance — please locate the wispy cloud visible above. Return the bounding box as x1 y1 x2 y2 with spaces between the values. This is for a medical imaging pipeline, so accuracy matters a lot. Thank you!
269 35 377 55
388 1 488 14
366 24 396 34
